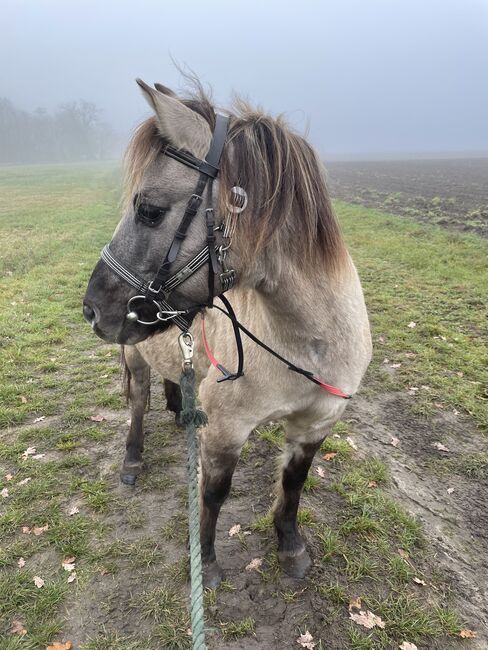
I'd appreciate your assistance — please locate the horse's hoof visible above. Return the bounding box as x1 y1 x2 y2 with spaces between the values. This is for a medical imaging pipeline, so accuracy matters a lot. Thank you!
120 473 137 485
203 561 224 589
279 548 311 579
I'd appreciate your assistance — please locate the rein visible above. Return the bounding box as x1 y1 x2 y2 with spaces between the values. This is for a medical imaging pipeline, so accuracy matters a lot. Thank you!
100 113 352 400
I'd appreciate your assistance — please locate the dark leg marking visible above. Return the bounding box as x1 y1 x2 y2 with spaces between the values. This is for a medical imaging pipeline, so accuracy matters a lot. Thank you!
120 348 150 485
164 379 182 425
200 450 239 588
273 438 324 578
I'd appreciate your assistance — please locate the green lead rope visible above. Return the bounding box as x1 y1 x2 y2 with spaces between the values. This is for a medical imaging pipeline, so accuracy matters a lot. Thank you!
180 363 208 650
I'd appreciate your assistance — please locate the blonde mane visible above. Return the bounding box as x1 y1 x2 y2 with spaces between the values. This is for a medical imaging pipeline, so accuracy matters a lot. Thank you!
124 92 347 275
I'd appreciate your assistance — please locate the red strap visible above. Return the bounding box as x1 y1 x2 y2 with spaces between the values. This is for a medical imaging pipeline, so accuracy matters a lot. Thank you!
201 314 351 399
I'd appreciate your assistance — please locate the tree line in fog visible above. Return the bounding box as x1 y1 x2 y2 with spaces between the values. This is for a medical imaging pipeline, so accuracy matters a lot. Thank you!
0 98 122 164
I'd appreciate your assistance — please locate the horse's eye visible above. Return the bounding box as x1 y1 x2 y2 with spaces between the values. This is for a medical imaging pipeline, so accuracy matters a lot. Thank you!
135 199 168 227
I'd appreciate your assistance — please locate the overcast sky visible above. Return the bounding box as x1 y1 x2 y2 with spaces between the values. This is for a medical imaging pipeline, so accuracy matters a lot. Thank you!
2 0 487 158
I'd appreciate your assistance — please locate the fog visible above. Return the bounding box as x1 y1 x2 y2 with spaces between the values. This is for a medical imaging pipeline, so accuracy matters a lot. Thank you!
1 0 487 161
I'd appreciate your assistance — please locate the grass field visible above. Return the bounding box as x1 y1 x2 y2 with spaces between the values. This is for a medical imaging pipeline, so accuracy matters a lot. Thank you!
0 162 486 649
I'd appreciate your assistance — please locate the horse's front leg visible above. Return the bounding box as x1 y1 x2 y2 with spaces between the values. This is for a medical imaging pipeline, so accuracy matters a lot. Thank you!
120 346 150 485
199 420 248 588
273 428 325 578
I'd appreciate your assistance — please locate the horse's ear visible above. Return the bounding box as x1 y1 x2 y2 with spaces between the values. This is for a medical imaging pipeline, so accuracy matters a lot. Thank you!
136 78 211 157
154 82 177 97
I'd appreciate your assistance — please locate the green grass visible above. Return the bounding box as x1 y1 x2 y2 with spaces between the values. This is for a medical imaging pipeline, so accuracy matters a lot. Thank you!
336 201 487 432
0 163 479 648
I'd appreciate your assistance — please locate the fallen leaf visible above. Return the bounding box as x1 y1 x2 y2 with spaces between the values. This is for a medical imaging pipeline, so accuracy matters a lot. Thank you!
413 577 426 586
17 557 26 568
346 437 358 450
20 395 28 403
1 487 9 498
18 477 32 486
315 466 325 478
5 473 13 481
367 480 378 488
404 352 416 358
432 442 450 453
349 610 385 630
46 642 73 650
408 386 419 394
322 452 337 461
32 454 45 460
407 321 416 328
22 526 31 534
32 524 49 536
68 506 80 516
33 576 45 588
228 524 241 537
62 561 76 572
90 414 105 422
348 596 362 611
67 572 77 583
33 416 45 423
398 548 409 559
447 487 455 494
22 447 37 458
399 643 418 650
383 358 389 364
245 557 263 571
390 437 400 447
10 619 27 636
296 630 316 648
390 363 402 368
458 629 477 638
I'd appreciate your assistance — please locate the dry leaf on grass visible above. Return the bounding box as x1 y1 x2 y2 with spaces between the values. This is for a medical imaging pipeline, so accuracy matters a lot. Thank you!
228 524 241 537
10 619 27 636
413 577 426 586
349 610 385 630
315 466 325 478
33 416 45 423
346 437 358 450
18 477 32 486
90 414 105 422
46 642 73 650
67 572 77 583
432 442 450 453
32 454 45 460
348 596 362 611
458 629 477 638
22 447 37 458
322 452 337 461
33 576 45 588
398 549 409 559
1 487 9 498
367 480 378 488
5 473 13 481
68 506 80 516
17 557 26 568
296 630 316 648
399 643 418 650
20 395 28 403
33 524 49 536
390 437 400 447
447 487 455 494
245 558 263 571
407 321 416 328
62 561 76 572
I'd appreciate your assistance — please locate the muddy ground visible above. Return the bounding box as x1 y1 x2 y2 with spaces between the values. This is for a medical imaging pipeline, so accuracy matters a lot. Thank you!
56 374 487 650
326 158 488 236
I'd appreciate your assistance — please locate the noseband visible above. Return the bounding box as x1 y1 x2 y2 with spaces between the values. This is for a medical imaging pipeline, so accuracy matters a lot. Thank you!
100 113 242 332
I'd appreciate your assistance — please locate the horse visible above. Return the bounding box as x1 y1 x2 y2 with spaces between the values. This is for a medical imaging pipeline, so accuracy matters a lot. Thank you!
83 78 372 588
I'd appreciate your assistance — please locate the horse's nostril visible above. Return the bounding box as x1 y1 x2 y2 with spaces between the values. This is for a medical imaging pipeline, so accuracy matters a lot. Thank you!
83 303 98 325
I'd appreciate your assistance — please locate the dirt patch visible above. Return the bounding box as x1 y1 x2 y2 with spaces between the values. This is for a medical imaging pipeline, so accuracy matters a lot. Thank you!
54 380 487 649
326 158 488 236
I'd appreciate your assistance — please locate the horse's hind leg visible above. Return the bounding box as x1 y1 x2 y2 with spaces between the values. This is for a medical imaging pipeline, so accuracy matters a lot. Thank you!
120 346 150 485
164 379 182 424
273 426 325 578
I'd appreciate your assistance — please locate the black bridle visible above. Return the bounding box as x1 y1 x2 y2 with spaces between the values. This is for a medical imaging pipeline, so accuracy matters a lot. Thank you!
100 113 234 333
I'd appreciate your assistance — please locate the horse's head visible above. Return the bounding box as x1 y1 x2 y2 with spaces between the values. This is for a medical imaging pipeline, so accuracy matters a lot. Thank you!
83 80 236 345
